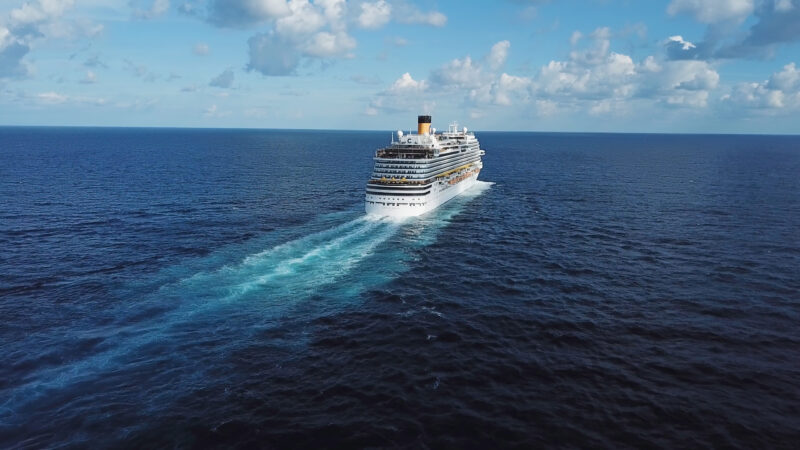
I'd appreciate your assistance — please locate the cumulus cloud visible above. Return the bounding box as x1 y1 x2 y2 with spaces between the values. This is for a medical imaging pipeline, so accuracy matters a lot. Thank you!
369 41 530 115
302 30 355 57
724 62 800 110
185 0 447 77
244 0 358 75
1 0 78 78
366 29 730 120
430 56 486 90
209 68 234 88
358 0 391 29
667 0 755 23
1 0 104 80
394 3 446 27
487 40 510 70
367 72 429 114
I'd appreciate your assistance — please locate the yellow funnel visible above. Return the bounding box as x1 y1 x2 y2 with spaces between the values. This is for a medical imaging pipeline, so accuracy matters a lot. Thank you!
417 115 431 135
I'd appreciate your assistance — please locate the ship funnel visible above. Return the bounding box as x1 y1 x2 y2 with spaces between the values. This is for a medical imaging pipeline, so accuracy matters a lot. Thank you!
417 115 431 135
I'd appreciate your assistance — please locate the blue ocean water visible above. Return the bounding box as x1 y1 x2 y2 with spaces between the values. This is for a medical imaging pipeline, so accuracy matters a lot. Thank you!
1 127 799 448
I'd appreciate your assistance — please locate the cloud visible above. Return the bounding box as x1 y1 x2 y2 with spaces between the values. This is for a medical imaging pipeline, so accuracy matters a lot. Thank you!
430 56 486 90
246 32 300 75
203 103 230 117
25 90 107 106
0 40 30 79
732 0 800 49
664 35 703 60
1 0 80 79
275 0 326 36
37 91 68 104
302 30 355 57
366 30 729 120
665 0 800 60
368 41 529 114
768 62 800 90
206 0 291 27
186 1 446 77
193 42 209 55
570 31 582 46
245 0 356 76
487 40 510 70
124 59 159 81
393 1 447 27
130 0 170 20
667 0 755 23
83 54 108 68
367 72 428 114
723 62 800 110
358 0 391 29
389 36 407 46
209 68 234 88
80 70 96 84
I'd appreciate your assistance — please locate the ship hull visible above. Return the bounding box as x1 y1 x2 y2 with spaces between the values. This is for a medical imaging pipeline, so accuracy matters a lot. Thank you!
365 171 480 218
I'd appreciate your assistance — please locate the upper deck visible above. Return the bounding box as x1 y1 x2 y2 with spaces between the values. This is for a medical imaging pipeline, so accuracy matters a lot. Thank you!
376 123 479 160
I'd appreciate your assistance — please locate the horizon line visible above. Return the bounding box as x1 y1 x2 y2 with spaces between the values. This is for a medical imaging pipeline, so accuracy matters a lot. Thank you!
2 124 800 137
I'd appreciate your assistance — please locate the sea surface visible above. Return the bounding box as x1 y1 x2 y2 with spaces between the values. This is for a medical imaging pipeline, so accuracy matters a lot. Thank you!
1 128 799 448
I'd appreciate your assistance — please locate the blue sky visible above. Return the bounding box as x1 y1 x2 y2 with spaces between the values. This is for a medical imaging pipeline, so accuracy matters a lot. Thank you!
1 0 800 133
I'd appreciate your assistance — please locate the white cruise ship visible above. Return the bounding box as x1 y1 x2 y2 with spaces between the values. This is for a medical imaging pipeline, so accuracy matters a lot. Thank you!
365 115 486 217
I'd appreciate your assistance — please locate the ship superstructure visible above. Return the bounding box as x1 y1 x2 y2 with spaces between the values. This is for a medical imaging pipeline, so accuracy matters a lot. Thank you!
365 115 486 217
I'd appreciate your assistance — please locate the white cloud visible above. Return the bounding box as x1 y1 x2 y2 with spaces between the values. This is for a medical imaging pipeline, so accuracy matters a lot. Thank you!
275 0 325 37
367 72 428 114
667 0 754 23
193 42 209 55
668 35 696 51
203 103 231 117
767 62 800 91
570 31 582 46
1 0 94 79
775 0 794 11
358 0 391 29
131 0 170 20
487 40 510 71
430 56 486 89
302 30 355 57
365 31 729 120
491 73 532 106
37 91 68 104
245 0 356 76
394 2 446 27
724 62 800 111
9 0 75 25
389 72 427 93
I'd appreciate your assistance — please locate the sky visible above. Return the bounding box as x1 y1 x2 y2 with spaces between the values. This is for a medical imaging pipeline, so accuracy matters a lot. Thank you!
1 0 800 133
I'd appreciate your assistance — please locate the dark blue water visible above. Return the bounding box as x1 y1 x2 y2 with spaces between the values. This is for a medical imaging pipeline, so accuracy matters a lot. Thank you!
1 128 799 448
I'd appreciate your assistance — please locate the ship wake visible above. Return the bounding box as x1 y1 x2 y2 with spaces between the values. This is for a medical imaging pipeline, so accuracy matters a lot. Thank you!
1 182 492 419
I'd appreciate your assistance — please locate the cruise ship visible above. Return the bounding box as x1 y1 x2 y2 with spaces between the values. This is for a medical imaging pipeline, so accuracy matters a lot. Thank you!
365 115 486 217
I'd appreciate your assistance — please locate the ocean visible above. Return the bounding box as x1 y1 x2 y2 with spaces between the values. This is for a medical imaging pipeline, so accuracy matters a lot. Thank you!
1 128 799 448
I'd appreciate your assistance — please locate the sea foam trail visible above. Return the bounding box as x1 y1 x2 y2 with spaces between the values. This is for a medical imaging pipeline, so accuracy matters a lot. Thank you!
1 182 492 420
0 215 402 416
